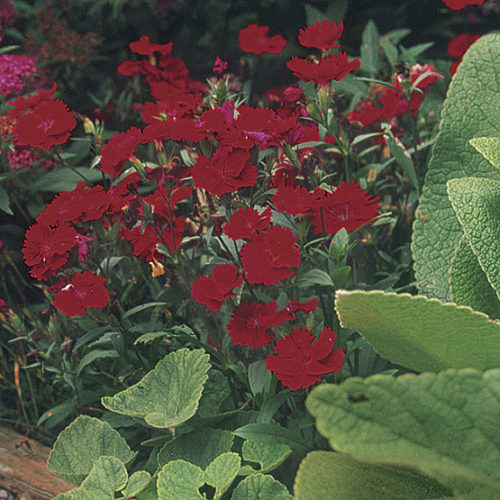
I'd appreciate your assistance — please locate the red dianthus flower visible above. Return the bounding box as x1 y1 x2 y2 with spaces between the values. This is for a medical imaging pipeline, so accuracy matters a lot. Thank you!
286 53 361 86
265 326 344 390
53 271 109 317
22 222 77 280
240 225 300 285
441 0 484 9
14 100 76 150
100 127 143 177
298 20 343 50
272 185 313 215
311 181 380 235
129 35 173 56
238 24 287 55
191 263 243 312
223 206 272 241
227 300 292 348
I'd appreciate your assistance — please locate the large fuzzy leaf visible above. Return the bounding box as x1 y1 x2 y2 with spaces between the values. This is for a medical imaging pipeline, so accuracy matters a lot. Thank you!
231 473 292 500
307 369 500 496
157 460 205 500
447 177 500 301
335 290 500 372
102 349 210 428
470 137 500 169
450 235 500 318
412 34 500 300
294 451 451 500
47 416 135 485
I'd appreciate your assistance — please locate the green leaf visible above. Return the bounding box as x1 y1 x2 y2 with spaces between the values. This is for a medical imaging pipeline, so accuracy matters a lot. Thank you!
241 440 292 474
55 456 128 500
121 470 151 498
122 301 169 319
27 168 103 192
197 370 230 418
101 349 210 428
233 423 311 453
158 429 234 469
294 451 452 500
470 137 500 169
335 290 500 372
380 37 398 67
447 177 500 300
48 416 135 485
412 34 500 300
450 235 500 319
248 361 272 398
307 369 500 496
296 269 334 287
231 473 292 500
0 185 13 215
205 452 241 500
157 460 205 500
360 20 381 77
77 350 120 376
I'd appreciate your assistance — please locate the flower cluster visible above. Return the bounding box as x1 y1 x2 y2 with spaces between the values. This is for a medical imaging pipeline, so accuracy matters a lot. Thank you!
0 54 37 97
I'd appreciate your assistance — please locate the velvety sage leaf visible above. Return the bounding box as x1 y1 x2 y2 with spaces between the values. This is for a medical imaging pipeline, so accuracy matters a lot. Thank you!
447 177 500 300
470 137 500 169
335 290 500 372
360 20 380 77
241 440 292 474
121 470 151 498
306 369 500 496
48 415 135 484
294 451 451 500
231 473 292 500
157 460 204 500
197 369 230 418
450 235 500 319
412 34 500 300
55 456 128 500
101 349 210 428
157 429 234 469
233 423 311 453
204 452 241 500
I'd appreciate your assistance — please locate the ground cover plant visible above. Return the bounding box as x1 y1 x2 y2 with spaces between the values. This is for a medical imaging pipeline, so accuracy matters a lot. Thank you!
0 0 499 498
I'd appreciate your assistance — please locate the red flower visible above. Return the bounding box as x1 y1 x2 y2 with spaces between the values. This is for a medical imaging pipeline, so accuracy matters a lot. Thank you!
14 100 76 150
129 35 173 56
100 127 143 177
311 181 380 235
191 147 257 197
23 222 77 280
144 118 209 143
272 185 313 215
227 300 292 348
238 24 287 55
447 33 481 58
286 53 361 86
283 298 318 316
53 271 109 317
223 206 273 241
8 83 57 119
240 225 300 285
191 264 243 312
266 326 344 390
298 20 343 50
441 0 484 10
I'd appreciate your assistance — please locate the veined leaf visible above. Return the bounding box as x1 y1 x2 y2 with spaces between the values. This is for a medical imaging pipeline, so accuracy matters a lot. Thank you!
294 451 451 499
307 369 500 496
412 34 500 300
102 349 210 428
231 473 292 500
157 460 205 500
470 137 500 169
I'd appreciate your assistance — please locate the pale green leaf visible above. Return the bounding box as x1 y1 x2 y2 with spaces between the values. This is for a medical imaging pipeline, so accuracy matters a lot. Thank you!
205 452 241 500
48 416 135 485
101 349 210 428
157 460 204 500
55 456 128 500
450 235 500 319
231 473 292 500
335 290 500 372
158 429 234 469
306 369 500 496
294 451 451 500
447 177 500 300
360 20 380 77
121 470 151 498
470 137 500 169
412 34 500 300
241 440 292 474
